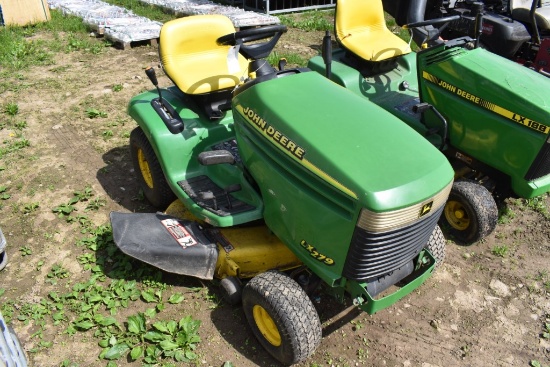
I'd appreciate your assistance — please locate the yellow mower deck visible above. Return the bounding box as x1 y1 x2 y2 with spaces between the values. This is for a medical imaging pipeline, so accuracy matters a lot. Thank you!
165 200 302 280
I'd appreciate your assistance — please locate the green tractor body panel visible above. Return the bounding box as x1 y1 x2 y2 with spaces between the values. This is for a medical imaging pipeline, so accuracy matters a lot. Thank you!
308 52 435 142
232 72 453 287
418 45 550 197
308 44 550 198
128 89 264 226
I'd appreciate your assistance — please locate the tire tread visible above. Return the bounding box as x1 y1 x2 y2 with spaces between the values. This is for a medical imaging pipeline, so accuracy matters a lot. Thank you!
129 127 176 209
242 270 321 365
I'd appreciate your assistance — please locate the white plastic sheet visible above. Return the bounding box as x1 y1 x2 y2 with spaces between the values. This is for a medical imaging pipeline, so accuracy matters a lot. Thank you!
48 0 162 43
48 0 279 45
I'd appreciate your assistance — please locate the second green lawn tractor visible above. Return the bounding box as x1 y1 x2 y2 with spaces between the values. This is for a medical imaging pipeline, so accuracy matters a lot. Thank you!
110 14 454 365
308 0 550 244
400 0 550 77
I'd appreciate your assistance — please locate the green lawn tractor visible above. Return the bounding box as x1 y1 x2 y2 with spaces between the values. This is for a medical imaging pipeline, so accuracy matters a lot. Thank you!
307 0 550 244
110 14 454 365
400 0 550 77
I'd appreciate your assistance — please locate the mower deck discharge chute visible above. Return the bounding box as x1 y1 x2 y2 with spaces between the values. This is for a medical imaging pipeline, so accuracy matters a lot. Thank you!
308 0 550 244
111 14 454 365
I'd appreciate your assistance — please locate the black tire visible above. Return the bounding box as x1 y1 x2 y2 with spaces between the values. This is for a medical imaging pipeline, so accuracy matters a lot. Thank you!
441 180 498 244
242 270 322 365
129 127 176 209
426 225 446 270
220 276 242 306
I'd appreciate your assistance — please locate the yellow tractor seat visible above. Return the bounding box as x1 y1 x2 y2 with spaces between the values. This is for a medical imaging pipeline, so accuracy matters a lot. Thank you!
335 0 411 74
160 15 249 96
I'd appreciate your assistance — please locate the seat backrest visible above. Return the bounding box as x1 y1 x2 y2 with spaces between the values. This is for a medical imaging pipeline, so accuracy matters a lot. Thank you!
336 0 386 40
160 15 249 95
335 0 411 62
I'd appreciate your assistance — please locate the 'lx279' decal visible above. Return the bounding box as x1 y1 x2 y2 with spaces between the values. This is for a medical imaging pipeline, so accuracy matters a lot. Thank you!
300 240 335 266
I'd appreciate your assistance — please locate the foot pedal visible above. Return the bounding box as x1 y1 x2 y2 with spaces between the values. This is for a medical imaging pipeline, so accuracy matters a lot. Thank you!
178 176 254 216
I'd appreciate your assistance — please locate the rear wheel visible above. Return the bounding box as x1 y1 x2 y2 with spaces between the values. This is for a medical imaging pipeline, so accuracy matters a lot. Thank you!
441 180 498 244
130 127 176 209
426 225 446 270
242 270 321 365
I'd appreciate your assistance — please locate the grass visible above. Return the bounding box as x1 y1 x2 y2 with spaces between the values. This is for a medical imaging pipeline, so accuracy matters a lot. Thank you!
103 0 177 23
267 51 308 67
385 13 415 49
0 28 54 71
531 319 550 367
112 83 124 92
0 11 94 72
525 194 550 219
1 186 205 365
498 204 516 224
3 102 19 116
279 10 334 32
491 245 509 257
86 108 108 119
0 138 31 159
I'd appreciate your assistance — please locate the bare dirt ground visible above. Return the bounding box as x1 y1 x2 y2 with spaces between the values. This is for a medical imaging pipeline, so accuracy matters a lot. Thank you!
1 19 550 367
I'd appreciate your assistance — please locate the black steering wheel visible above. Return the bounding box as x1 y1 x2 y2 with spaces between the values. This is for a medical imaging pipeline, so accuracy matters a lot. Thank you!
217 24 287 60
403 15 460 30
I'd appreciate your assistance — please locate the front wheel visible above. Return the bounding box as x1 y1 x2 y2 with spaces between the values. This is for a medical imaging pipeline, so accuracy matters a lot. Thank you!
129 127 176 209
426 225 446 270
441 180 498 244
220 276 242 306
242 270 322 365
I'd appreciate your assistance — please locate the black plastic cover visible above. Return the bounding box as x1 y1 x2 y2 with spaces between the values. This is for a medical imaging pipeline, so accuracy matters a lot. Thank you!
110 212 218 279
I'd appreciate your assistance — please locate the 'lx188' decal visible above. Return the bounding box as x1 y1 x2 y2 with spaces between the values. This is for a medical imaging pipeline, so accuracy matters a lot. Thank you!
300 240 335 266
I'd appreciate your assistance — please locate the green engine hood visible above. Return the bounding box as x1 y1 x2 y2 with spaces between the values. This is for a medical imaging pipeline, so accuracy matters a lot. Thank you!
420 46 550 133
419 45 550 197
232 72 453 212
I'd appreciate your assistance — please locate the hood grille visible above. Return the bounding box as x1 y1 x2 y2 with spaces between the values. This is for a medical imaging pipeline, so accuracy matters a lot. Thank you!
343 205 443 281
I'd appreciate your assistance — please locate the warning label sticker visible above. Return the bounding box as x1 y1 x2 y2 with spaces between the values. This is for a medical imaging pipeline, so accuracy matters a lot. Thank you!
161 219 198 249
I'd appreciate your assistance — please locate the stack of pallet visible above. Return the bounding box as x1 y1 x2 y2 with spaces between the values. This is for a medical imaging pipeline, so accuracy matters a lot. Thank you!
45 0 279 48
48 0 162 48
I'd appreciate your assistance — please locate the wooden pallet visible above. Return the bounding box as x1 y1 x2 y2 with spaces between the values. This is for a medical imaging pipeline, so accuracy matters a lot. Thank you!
107 36 159 50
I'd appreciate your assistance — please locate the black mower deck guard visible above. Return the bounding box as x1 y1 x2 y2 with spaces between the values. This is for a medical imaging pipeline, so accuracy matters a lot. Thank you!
110 212 218 280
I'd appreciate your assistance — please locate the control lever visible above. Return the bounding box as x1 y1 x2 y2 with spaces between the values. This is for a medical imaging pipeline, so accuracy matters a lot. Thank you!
144 66 184 134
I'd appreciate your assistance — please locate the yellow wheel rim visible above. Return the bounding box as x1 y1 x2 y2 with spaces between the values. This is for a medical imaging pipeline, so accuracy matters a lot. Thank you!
444 200 470 230
137 148 154 189
253 305 281 347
